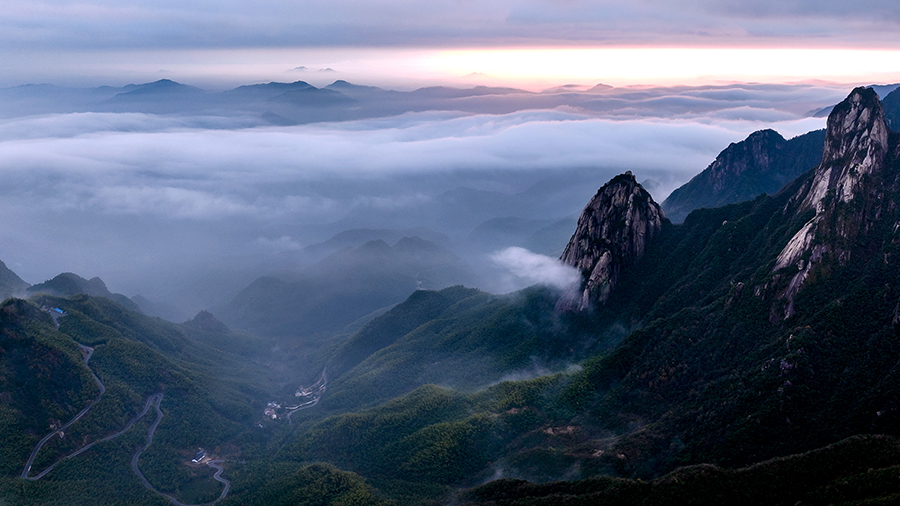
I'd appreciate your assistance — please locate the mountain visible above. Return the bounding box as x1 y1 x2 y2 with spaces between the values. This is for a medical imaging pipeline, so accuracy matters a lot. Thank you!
773 86 891 317
807 83 899 120
27 272 140 312
460 435 900 505
267 86 354 106
295 227 451 264
0 293 274 505
102 79 210 113
662 128 826 223
182 309 230 334
283 86 900 503
223 80 314 100
129 293 183 321
408 85 531 99
112 79 203 98
0 259 28 300
883 86 900 131
219 236 476 337
558 172 665 310
9 86 900 505
479 86 900 483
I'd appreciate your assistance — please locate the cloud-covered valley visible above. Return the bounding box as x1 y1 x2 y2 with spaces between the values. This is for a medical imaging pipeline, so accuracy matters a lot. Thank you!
0 81 839 317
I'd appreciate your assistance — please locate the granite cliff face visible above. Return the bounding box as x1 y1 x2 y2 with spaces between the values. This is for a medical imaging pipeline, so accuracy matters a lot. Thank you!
773 87 894 317
558 172 665 310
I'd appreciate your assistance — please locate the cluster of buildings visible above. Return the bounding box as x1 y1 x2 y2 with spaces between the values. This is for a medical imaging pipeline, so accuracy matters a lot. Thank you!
263 401 281 420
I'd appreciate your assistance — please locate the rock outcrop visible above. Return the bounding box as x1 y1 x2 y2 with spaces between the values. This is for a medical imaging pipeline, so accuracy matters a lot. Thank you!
558 172 665 310
773 87 893 317
662 128 825 223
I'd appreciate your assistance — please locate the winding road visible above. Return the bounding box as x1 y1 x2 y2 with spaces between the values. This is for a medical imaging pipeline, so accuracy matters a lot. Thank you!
20 341 231 505
129 396 231 506
21 344 105 480
286 368 327 423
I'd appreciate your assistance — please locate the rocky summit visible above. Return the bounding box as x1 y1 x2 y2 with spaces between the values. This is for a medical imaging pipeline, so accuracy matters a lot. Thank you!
773 86 896 317
558 172 665 310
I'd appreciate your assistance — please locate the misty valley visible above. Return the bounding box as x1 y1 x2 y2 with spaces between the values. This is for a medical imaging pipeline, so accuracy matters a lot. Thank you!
4 81 900 505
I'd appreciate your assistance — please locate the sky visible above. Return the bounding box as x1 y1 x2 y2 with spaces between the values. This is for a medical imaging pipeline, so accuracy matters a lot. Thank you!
1 0 900 88
1 0 899 317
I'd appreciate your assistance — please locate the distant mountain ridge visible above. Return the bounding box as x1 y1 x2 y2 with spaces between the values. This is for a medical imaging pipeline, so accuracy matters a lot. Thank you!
218 235 476 337
27 272 140 312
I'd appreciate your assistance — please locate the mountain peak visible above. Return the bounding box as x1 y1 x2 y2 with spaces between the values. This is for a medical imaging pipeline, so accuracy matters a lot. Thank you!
28 272 108 297
558 172 665 310
27 272 141 312
662 128 826 223
798 86 890 212
773 87 893 318
183 310 230 333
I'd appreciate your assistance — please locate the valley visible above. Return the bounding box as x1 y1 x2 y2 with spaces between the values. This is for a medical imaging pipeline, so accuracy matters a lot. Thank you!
3 83 900 505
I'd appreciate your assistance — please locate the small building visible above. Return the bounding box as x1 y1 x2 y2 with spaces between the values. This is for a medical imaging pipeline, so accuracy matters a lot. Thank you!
192 449 206 463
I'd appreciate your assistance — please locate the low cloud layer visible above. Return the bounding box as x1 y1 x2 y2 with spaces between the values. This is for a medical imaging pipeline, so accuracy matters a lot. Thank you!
490 247 580 292
0 81 839 313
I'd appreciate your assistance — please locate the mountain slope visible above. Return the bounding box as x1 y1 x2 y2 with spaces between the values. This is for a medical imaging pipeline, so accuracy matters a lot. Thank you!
272 87 900 502
662 128 826 223
546 86 900 476
220 236 475 337
0 259 28 300
0 293 274 504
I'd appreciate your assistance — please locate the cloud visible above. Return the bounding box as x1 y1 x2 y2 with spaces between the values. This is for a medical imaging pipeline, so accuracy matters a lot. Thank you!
88 186 253 219
1 0 899 55
0 82 838 301
490 247 580 291
255 235 303 252
0 107 825 222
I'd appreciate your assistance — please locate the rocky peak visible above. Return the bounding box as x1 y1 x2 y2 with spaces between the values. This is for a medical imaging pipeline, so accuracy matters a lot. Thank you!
709 129 785 190
558 172 665 310
773 87 892 318
661 128 825 223
798 87 890 212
